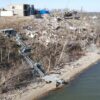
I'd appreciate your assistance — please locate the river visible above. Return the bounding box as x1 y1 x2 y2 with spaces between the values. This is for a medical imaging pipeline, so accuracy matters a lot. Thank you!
41 62 100 100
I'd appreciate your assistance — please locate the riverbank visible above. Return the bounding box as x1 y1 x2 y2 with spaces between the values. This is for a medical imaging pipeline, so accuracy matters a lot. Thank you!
14 52 100 100
60 52 100 82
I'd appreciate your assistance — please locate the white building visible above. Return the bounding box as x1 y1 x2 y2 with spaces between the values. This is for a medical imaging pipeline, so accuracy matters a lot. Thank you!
0 4 34 17
0 10 13 16
6 4 34 16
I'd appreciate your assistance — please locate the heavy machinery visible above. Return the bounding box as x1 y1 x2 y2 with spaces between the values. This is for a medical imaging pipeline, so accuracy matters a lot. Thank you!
0 28 16 37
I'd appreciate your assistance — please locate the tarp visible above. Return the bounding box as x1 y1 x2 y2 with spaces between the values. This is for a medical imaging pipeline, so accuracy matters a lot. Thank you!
39 9 50 15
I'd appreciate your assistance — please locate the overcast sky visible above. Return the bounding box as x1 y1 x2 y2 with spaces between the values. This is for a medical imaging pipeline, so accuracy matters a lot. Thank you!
0 0 100 12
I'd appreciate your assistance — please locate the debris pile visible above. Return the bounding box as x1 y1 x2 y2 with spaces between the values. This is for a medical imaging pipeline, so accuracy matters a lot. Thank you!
0 10 100 99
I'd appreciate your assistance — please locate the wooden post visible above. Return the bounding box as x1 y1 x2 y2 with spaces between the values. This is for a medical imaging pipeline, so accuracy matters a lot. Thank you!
47 55 51 73
1 48 2 62
7 48 10 62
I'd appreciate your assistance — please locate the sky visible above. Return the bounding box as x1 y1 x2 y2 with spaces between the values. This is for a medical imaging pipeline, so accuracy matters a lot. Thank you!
0 0 100 12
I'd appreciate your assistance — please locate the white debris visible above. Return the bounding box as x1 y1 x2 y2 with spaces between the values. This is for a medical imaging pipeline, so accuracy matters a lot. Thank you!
25 30 37 38
26 33 34 38
42 74 64 84
92 16 97 19
69 26 77 31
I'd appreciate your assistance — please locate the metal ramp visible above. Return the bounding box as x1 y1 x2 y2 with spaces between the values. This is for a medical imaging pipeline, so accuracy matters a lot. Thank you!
0 29 45 77
15 34 45 77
